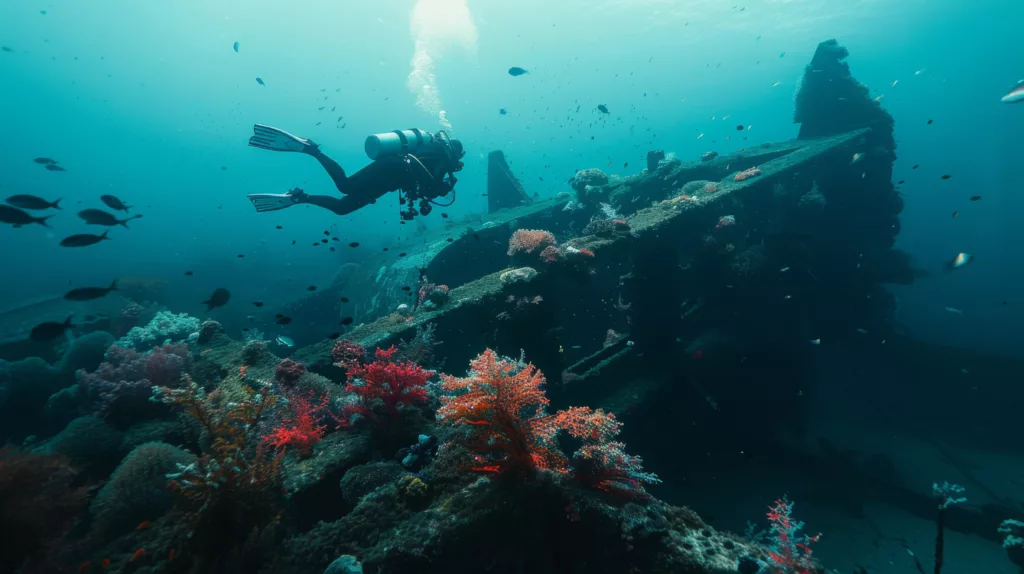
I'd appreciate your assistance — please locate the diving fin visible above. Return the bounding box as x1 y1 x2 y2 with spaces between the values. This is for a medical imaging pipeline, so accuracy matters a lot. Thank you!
248 124 317 153
247 193 300 213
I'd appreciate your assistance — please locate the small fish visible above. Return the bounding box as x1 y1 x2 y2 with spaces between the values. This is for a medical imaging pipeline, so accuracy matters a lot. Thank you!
0 205 52 227
809 338 820 345
399 253 407 257
944 306 964 315
60 231 110 247
700 151 718 162
499 108 507 115
256 77 266 86
856 328 868 334
508 67 528 76
952 211 958 218
7 194 60 210
780 267 790 272
78 208 143 228
2 46 14 53
1001 81 1024 104
891 80 898 87
136 520 151 530
238 254 245 258
130 548 145 562
33 157 58 165
941 174 952 180
307 285 317 291
735 124 744 131
44 164 67 171
850 152 863 165
100 194 131 212
64 280 118 301
30 315 74 342
320 239 328 244
597 104 610 114
276 316 293 325
441 213 449 218
252 301 264 307
927 119 934 125
340 317 354 325
348 242 360 248
771 81 782 88
947 252 973 269
202 287 231 311
233 41 239 52
184 270 194 276
715 215 736 228
340 297 350 303
275 225 283 230
275 335 295 347
969 195 981 201
401 286 411 292
779 51 785 58
913 164 919 169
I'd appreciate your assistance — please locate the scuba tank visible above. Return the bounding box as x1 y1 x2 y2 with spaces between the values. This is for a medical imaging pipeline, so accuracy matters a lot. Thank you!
364 128 433 161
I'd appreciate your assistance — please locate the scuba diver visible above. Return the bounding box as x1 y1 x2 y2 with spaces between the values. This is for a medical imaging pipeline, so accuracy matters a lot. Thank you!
246 125 465 220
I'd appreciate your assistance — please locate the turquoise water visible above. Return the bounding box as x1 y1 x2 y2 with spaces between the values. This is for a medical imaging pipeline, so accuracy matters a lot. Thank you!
1 0 1020 351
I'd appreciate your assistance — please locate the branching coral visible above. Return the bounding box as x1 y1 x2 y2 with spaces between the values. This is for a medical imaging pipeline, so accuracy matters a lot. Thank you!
438 349 566 477
263 391 331 456
343 347 432 424
439 351 659 496
331 339 367 367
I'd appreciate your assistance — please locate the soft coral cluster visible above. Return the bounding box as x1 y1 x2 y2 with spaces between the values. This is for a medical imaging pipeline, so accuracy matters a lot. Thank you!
78 343 190 422
507 229 556 256
764 496 820 574
438 349 659 496
342 346 433 423
263 391 331 456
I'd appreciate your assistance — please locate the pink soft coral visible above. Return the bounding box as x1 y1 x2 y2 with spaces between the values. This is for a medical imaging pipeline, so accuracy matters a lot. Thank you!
343 346 432 423
508 229 556 256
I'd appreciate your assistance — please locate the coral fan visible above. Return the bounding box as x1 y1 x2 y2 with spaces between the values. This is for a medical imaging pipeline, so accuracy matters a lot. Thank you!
764 496 820 574
0 447 86 573
734 167 762 182
343 347 432 423
274 358 307 386
438 349 566 477
263 391 331 456
508 229 556 256
331 339 367 367
153 378 284 565
78 343 190 423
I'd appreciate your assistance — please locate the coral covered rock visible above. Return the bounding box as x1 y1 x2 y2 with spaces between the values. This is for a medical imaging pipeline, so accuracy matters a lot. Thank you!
89 441 196 537
499 267 538 285
115 310 200 351
44 414 126 478
339 462 407 507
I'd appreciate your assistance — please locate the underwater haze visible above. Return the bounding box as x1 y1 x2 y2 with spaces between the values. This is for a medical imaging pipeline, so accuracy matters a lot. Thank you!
3 1 1024 573
1 0 1021 351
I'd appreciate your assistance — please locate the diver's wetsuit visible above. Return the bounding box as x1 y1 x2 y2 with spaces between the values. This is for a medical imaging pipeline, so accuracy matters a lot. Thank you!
298 142 457 216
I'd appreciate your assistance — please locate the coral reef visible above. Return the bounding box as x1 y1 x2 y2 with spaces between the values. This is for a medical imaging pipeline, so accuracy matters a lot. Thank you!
115 310 200 351
507 229 556 257
77 342 190 426
264 390 331 456
342 346 432 424
274 357 307 386
44 414 126 478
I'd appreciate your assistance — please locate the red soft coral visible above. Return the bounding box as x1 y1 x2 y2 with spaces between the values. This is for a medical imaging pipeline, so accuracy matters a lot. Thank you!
438 349 566 477
508 229 556 256
343 346 432 423
263 391 330 456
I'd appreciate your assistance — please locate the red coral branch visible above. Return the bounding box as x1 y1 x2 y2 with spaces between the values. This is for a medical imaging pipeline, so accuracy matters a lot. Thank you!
263 391 330 456
343 346 432 424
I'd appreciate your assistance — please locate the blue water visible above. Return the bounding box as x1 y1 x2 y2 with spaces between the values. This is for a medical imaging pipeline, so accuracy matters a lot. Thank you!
1 0 1020 352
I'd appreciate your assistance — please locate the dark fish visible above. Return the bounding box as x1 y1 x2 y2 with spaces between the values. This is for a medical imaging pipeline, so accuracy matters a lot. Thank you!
30 316 75 342
446 237 453 243
60 231 109 247
252 301 264 307
952 211 959 218
237 254 245 258
78 208 142 228
441 213 448 218
44 164 66 172
382 247 389 251
340 297 350 303
912 164 919 169
623 162 628 168
64 280 118 301
941 174 952 180
340 317 354 325
233 41 239 52
898 180 905 184
0 205 52 227
348 242 359 248
399 253 407 257
597 104 609 114
927 119 934 124
32 158 57 165
320 239 328 244
275 225 283 229
499 108 507 115
256 77 265 86
202 287 231 311
401 286 411 291
508 67 528 76
7 194 61 210
735 124 744 131
970 195 981 201
100 195 131 212
1 46 13 53
276 316 292 325
184 271 194 276
323 231 330 236
307 285 317 292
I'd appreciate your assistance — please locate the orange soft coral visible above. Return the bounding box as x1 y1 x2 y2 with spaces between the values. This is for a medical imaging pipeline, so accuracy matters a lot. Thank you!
438 349 565 477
